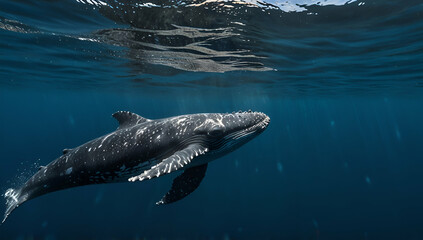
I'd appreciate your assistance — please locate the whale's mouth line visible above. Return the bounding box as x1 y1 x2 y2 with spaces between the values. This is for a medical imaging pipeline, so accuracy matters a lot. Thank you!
209 113 270 152
239 113 270 136
246 113 270 133
229 113 270 140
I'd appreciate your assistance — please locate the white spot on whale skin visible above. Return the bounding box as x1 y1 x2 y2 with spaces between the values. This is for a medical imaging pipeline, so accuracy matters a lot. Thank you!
65 167 73 175
177 118 187 124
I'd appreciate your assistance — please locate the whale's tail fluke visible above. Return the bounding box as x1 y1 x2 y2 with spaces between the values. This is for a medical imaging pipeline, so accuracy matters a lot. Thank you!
2 188 23 225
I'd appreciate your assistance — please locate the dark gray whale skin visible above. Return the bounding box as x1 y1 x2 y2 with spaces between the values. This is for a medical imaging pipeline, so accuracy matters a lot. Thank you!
2 111 270 224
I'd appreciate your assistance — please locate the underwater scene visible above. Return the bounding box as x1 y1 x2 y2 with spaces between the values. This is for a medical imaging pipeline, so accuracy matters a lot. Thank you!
1 0 423 239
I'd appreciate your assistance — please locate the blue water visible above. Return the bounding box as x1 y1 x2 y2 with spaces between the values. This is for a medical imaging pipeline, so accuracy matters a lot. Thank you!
1 0 423 239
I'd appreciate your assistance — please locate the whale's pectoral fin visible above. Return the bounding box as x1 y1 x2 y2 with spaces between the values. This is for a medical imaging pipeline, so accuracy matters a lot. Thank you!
156 163 208 205
112 111 151 130
128 144 208 182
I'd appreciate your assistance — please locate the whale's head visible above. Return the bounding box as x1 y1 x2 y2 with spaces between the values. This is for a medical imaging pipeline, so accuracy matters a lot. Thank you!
190 111 270 156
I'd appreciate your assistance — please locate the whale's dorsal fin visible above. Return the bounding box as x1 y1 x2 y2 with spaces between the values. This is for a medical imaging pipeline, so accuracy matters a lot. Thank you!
128 144 208 182
156 163 208 205
62 148 72 154
112 111 150 130
38 165 46 170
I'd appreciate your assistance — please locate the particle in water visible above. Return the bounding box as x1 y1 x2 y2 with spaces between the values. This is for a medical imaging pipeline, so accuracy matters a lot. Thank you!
276 162 283 173
94 191 103 204
365 176 371 184
312 219 319 228
395 126 401 140
69 115 75 126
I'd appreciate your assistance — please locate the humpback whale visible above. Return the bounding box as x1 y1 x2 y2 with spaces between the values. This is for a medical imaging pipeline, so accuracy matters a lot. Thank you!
2 111 270 224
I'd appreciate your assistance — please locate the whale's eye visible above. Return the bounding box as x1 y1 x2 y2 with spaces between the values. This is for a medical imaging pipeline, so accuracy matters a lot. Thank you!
208 127 224 137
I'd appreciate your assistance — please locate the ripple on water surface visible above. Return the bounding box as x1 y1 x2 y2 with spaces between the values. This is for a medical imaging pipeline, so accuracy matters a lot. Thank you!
0 0 422 95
